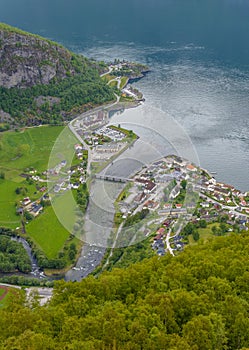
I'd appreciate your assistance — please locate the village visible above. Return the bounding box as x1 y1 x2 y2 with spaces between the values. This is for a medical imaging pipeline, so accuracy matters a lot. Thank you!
115 155 249 257
16 122 134 221
14 59 249 261
16 146 249 260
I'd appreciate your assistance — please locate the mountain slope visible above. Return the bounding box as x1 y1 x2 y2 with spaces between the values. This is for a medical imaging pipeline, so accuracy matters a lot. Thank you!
1 233 249 349
0 22 77 88
0 23 114 126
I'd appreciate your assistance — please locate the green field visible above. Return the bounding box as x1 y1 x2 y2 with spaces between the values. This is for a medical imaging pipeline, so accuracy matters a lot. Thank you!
0 126 64 179
0 125 77 259
120 76 128 89
0 179 21 228
108 80 118 88
26 205 71 259
188 223 218 245
0 126 64 229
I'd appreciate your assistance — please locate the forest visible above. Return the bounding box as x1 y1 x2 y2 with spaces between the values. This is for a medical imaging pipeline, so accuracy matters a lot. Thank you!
0 235 31 273
1 232 249 349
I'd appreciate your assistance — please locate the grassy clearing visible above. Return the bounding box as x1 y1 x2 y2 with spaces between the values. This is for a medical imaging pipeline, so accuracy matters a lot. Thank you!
101 74 114 83
0 126 64 178
120 77 128 89
26 205 70 259
188 223 217 245
0 179 21 228
108 80 118 88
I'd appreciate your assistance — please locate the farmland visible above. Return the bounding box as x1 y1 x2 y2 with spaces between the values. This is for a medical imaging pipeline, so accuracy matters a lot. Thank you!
0 125 76 261
0 126 64 179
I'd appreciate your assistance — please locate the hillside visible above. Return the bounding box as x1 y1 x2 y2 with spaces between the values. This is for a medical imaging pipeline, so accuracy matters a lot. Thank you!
1 233 249 349
0 23 114 126
0 22 79 88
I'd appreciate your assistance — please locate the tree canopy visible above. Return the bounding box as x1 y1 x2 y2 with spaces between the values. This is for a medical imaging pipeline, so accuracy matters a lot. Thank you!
1 232 249 349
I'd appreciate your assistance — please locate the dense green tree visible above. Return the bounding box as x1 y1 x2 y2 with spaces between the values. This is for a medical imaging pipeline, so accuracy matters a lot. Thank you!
1 233 249 348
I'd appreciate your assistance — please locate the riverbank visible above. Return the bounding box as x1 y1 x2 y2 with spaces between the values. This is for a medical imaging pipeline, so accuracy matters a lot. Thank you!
64 106 141 281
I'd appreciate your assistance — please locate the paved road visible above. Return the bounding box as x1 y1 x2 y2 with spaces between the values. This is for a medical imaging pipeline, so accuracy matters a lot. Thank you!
100 66 113 77
166 224 183 256
69 93 120 175
200 193 249 217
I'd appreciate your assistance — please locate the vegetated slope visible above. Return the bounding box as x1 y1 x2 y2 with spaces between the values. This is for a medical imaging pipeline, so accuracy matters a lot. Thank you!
0 23 114 126
1 233 249 349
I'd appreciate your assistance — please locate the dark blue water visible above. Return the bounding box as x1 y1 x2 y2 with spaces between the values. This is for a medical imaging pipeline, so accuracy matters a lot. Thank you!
1 0 249 190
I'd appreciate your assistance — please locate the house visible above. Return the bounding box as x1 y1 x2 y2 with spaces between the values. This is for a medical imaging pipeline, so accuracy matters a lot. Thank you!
144 181 156 193
186 164 197 172
143 200 159 210
157 228 165 235
134 192 146 204
31 205 43 217
157 247 166 256
74 143 83 151
171 208 187 214
213 186 231 197
135 178 156 193
240 200 247 207
154 234 163 241
22 197 31 206
71 183 80 189
170 186 181 199
200 202 210 208
155 174 173 183
79 176 85 184
209 177 217 185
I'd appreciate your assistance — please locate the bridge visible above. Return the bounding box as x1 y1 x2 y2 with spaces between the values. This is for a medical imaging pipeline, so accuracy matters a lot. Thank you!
94 174 133 183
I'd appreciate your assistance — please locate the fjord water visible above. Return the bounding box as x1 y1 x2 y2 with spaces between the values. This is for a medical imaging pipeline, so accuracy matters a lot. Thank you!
1 0 249 190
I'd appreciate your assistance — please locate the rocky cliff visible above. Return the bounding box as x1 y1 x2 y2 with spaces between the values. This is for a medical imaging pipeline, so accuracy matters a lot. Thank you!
0 23 114 126
0 23 78 88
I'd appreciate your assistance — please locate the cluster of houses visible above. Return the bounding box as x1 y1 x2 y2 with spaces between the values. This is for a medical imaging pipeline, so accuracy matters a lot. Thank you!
116 155 249 256
195 177 249 210
118 156 199 217
53 165 86 193
95 126 126 142
17 197 43 218
47 160 67 176
74 144 85 160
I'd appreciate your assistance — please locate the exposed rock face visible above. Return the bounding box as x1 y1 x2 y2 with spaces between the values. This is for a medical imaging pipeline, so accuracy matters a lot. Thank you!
0 28 76 88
